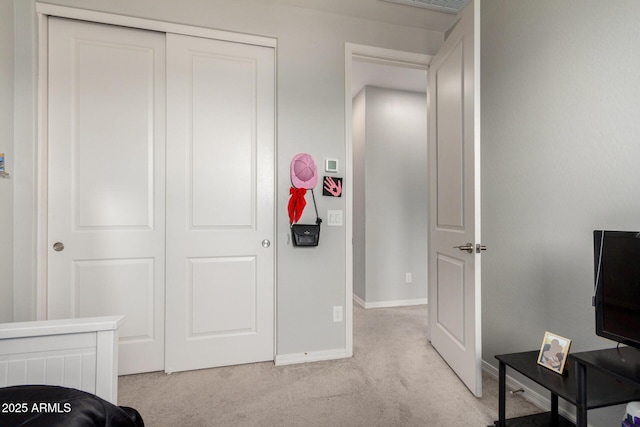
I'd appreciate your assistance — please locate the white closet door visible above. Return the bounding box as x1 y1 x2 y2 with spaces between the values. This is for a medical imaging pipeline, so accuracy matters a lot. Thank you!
165 34 275 373
47 17 166 375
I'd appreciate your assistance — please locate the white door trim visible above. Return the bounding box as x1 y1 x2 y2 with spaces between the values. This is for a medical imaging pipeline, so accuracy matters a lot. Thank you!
35 3 276 48
35 4 277 335
344 43 432 356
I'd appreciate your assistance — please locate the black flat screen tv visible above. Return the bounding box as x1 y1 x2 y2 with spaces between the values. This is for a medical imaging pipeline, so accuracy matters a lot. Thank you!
594 230 640 349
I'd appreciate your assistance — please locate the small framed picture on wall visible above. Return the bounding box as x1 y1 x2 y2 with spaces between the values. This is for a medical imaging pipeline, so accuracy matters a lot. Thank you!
323 176 342 197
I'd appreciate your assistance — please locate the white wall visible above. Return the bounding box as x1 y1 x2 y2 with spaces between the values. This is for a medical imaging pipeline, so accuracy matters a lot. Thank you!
352 90 366 301
353 86 427 305
12 0 37 322
0 0 14 323
9 0 444 357
481 1 640 424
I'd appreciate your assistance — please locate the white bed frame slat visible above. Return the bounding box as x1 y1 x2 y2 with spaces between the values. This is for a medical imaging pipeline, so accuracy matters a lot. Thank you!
0 315 123 404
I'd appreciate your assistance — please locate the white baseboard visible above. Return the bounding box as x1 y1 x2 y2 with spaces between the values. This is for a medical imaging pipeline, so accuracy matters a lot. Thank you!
353 294 427 309
353 294 366 308
482 360 577 424
275 349 348 366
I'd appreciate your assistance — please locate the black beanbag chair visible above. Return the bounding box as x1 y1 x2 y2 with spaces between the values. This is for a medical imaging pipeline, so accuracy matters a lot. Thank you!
0 385 144 427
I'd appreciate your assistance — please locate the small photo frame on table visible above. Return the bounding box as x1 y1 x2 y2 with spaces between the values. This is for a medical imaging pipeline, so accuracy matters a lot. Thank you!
537 331 571 375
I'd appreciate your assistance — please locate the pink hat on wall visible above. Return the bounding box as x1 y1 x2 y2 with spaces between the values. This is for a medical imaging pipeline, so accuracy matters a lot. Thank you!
290 153 317 189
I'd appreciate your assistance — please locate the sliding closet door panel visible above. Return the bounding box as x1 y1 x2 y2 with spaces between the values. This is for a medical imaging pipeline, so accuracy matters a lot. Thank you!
190 53 255 228
165 34 275 373
47 17 166 375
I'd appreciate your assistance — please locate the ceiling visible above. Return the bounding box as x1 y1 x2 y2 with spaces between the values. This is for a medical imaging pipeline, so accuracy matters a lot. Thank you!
382 0 471 15
348 0 469 98
279 0 459 33
283 0 465 98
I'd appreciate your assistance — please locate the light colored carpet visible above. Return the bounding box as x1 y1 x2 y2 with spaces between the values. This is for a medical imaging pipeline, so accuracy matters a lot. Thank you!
118 304 540 426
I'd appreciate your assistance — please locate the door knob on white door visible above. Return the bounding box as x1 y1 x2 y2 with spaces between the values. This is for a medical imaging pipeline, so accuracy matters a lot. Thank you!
262 239 271 248
53 242 65 252
453 243 474 253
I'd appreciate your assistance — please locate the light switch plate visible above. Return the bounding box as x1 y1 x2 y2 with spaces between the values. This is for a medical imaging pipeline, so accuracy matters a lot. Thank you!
327 210 343 226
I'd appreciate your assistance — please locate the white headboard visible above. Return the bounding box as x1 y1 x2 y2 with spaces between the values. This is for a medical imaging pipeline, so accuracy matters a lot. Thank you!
0 316 124 404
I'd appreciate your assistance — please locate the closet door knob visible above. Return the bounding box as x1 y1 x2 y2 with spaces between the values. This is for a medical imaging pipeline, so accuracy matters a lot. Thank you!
53 242 65 252
262 239 271 248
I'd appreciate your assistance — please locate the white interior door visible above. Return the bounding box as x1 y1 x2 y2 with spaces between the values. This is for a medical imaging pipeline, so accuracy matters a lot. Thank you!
47 17 166 375
428 0 482 397
164 34 275 373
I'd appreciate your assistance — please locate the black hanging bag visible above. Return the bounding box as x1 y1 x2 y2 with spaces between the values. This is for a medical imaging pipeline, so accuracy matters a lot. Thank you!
291 189 322 247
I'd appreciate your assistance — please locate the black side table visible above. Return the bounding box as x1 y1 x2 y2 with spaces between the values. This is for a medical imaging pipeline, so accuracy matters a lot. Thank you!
571 347 640 427
493 350 640 426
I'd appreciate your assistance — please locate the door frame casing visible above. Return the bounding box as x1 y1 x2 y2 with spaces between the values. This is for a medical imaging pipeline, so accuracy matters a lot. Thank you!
344 44 432 354
35 3 278 360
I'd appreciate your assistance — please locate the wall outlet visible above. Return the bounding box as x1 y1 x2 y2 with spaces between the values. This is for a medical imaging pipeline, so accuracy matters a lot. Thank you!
405 272 412 284
333 306 343 322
